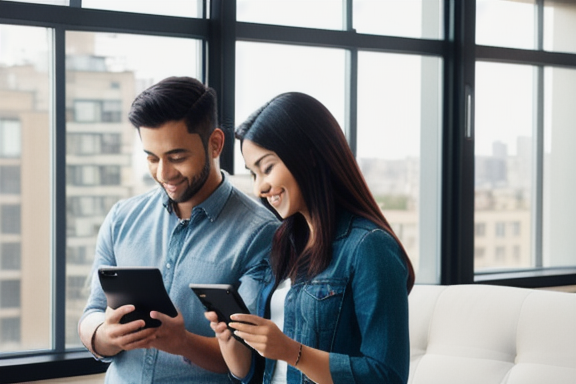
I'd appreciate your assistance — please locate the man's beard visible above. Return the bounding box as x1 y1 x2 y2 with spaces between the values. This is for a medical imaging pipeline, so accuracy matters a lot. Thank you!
166 150 211 204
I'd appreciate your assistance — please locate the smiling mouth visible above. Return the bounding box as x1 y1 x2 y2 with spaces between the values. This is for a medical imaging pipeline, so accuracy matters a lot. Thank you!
268 190 285 207
163 180 184 193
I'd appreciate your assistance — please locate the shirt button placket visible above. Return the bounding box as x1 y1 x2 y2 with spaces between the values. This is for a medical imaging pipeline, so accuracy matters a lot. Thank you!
141 348 157 382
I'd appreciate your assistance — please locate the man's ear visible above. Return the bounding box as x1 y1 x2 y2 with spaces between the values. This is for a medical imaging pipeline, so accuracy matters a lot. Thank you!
209 128 225 158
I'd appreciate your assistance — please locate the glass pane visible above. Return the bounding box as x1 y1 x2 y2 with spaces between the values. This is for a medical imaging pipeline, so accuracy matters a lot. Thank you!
237 0 343 30
357 52 442 284
476 0 536 49
233 41 346 186
65 31 200 347
475 62 534 272
82 0 202 18
543 67 576 268
354 0 444 39
544 0 576 54
0 24 52 353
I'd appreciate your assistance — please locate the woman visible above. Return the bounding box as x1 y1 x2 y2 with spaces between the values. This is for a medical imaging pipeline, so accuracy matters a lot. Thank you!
206 92 415 384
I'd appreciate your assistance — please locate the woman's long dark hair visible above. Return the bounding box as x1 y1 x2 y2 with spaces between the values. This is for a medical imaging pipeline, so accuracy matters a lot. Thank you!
236 92 415 293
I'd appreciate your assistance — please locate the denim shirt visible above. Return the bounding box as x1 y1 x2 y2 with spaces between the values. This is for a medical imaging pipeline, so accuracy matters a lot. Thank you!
245 210 410 384
80 172 279 384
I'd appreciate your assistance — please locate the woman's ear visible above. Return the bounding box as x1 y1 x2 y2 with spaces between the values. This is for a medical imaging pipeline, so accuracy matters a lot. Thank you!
209 128 225 158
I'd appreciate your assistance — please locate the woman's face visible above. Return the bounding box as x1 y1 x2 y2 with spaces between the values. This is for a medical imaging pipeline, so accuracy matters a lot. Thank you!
242 139 308 220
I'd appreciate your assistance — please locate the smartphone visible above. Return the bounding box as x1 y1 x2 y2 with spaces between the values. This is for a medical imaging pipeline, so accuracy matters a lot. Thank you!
189 283 253 348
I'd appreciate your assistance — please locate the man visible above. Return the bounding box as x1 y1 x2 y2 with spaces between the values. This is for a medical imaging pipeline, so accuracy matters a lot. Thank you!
78 76 279 383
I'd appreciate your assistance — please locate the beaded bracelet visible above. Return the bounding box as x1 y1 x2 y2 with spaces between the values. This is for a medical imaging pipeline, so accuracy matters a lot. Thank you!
294 343 303 366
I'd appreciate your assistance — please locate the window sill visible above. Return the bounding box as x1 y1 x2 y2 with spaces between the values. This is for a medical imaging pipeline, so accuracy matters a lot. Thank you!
0 351 108 384
475 267 576 288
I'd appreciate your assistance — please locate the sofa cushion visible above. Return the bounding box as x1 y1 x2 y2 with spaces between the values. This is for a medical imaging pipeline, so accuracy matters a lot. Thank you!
408 284 576 384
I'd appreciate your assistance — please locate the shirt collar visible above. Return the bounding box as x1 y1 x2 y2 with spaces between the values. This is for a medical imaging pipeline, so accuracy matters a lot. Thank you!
334 208 354 240
161 171 232 222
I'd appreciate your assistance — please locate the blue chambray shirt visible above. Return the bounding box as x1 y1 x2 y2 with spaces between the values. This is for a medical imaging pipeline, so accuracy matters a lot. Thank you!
80 172 279 384
240 210 410 384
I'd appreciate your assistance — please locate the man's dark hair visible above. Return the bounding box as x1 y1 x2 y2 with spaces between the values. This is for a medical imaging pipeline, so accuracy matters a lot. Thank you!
128 76 219 145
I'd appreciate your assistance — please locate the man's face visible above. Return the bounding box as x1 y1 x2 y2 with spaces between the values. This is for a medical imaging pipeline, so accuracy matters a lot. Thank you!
139 120 210 205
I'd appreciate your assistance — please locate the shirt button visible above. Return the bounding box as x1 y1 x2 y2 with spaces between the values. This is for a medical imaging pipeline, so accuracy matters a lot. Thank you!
166 263 171 269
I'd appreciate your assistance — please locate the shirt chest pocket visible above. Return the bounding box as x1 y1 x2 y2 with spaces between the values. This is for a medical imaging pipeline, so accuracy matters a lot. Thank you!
295 279 347 350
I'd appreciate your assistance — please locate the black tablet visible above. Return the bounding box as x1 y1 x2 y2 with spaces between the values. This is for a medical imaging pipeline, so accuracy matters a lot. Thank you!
98 266 178 328
189 283 253 348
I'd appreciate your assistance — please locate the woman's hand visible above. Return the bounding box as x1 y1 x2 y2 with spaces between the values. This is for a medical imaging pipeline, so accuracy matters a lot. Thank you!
205 311 252 378
228 314 301 365
226 313 333 384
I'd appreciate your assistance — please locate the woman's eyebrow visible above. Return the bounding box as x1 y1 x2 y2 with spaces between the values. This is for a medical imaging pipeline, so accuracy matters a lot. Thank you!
253 153 274 168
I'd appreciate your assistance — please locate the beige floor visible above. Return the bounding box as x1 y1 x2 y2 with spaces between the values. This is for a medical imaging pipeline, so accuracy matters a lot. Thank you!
18 374 105 384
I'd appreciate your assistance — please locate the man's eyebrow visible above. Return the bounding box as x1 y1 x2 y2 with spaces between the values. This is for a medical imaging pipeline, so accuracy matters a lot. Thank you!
143 148 190 156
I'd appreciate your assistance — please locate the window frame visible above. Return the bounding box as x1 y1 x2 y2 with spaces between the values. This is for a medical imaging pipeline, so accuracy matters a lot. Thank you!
0 0 574 382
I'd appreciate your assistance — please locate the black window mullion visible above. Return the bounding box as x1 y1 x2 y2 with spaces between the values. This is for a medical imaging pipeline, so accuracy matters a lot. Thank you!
344 50 358 157
343 0 357 155
53 26 67 354
442 0 476 285
533 66 544 269
208 0 237 174
532 0 545 269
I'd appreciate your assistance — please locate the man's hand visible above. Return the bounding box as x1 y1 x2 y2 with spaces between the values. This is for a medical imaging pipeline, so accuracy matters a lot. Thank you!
141 310 187 355
93 305 155 356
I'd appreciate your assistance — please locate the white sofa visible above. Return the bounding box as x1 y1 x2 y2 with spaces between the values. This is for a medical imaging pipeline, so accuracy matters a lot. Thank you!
408 284 576 384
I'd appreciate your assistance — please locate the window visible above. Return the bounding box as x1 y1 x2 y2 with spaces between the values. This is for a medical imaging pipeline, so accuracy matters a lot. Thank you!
510 221 521 237
475 0 576 277
0 120 21 158
353 0 443 39
0 166 20 194
0 243 21 270
0 318 21 346
102 133 122 154
357 52 442 283
0 205 21 235
100 165 120 185
0 280 21 308
0 22 53 361
475 247 485 259
82 0 202 18
476 0 535 49
542 67 576 269
495 222 506 238
72 100 122 123
67 133 122 155
495 246 506 262
237 0 344 30
475 223 486 237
